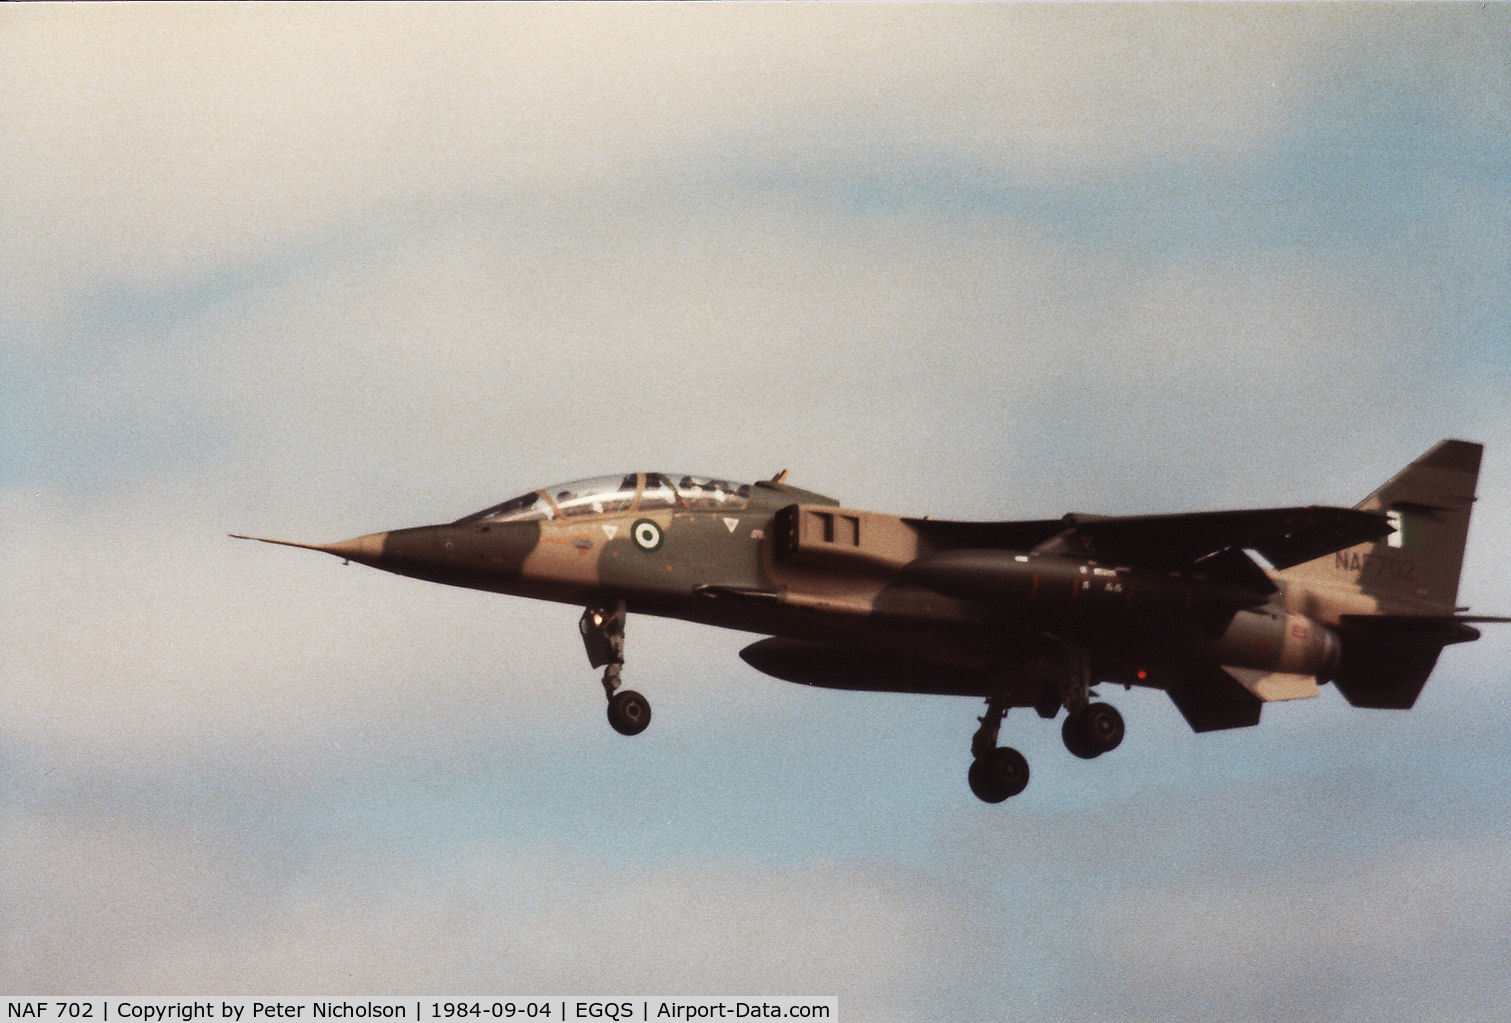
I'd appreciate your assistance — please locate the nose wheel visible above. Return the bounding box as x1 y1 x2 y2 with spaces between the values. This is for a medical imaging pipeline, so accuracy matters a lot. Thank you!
607 689 651 736
580 599 652 737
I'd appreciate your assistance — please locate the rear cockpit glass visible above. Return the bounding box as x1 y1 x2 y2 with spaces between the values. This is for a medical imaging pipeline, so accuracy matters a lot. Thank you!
677 475 751 510
638 472 678 511
643 473 751 511
457 472 752 524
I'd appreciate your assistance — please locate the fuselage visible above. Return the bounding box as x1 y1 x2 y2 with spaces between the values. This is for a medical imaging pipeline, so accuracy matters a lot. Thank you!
325 471 1343 704
235 442 1498 804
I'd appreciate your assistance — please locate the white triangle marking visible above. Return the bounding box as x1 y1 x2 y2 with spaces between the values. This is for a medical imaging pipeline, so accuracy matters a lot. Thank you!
602 524 619 540
723 518 739 533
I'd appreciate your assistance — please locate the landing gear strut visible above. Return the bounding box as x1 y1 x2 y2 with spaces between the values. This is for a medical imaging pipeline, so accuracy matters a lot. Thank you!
967 694 1030 803
965 644 1128 801
1055 645 1122 759
579 599 651 736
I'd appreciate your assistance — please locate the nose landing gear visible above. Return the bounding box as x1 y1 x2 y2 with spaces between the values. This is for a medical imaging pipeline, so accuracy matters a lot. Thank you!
580 599 651 736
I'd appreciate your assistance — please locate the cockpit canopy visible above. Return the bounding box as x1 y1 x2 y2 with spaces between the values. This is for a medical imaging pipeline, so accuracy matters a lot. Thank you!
457 472 754 525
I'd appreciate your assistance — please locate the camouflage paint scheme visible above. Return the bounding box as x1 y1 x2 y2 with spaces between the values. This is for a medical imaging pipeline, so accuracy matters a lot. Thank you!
236 441 1504 803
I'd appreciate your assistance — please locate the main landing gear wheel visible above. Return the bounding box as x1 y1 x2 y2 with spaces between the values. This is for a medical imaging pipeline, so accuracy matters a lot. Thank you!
968 747 1030 804
968 693 1031 803
607 689 652 736
1062 702 1124 760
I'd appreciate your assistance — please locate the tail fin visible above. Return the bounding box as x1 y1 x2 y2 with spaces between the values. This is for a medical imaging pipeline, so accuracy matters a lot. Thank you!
1281 439 1483 616
1280 439 1487 709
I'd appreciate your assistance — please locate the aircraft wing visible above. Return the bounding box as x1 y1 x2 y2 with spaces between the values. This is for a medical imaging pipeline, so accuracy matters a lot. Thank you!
1162 664 1264 732
904 516 1071 552
1031 505 1391 571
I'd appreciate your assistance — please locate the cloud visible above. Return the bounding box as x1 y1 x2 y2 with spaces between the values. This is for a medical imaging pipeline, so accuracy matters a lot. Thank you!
1096 836 1511 1022
9 680 1511 1016
927 742 1511 1022
4 4 1511 1016
7 4 1505 512
0 484 576 768
10 4 1504 293
3 809 959 1021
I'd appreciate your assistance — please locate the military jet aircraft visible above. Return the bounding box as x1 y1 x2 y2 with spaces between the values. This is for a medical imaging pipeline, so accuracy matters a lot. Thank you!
235 439 1505 803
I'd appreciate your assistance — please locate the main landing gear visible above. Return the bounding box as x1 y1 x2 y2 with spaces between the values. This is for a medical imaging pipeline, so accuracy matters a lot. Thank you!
968 694 1029 804
579 599 651 736
966 646 1127 804
1056 645 1124 761
1062 702 1124 760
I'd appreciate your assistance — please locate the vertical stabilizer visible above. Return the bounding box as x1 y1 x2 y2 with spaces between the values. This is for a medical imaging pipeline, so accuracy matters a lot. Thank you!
1280 439 1482 616
1280 440 1485 710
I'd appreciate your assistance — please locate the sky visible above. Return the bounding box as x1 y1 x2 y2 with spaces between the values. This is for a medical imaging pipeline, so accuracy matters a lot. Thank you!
4 3 1511 1018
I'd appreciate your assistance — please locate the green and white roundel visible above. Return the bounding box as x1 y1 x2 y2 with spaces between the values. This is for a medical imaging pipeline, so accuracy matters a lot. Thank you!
631 518 664 552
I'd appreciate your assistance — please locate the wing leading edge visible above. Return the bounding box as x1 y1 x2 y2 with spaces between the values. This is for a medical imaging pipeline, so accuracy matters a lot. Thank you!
908 505 1390 573
1032 505 1393 570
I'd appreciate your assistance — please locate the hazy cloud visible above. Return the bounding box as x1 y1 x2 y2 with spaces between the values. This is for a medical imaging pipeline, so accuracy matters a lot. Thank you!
4 4 1510 1017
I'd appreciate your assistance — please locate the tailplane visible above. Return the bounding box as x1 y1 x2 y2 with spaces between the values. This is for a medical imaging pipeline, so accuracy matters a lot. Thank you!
1330 614 1485 708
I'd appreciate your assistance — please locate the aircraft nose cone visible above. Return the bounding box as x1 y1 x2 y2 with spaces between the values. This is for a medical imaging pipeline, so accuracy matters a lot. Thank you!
319 532 389 562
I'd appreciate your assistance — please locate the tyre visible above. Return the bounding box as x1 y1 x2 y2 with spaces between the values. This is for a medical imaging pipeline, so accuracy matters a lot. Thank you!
607 690 652 736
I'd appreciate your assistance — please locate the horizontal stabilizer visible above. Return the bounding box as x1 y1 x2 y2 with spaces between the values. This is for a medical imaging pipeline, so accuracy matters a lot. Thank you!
1338 614 1494 645
1330 613 1495 709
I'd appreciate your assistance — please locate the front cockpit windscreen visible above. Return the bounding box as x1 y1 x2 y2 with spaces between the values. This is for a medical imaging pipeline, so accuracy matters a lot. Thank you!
456 472 753 524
